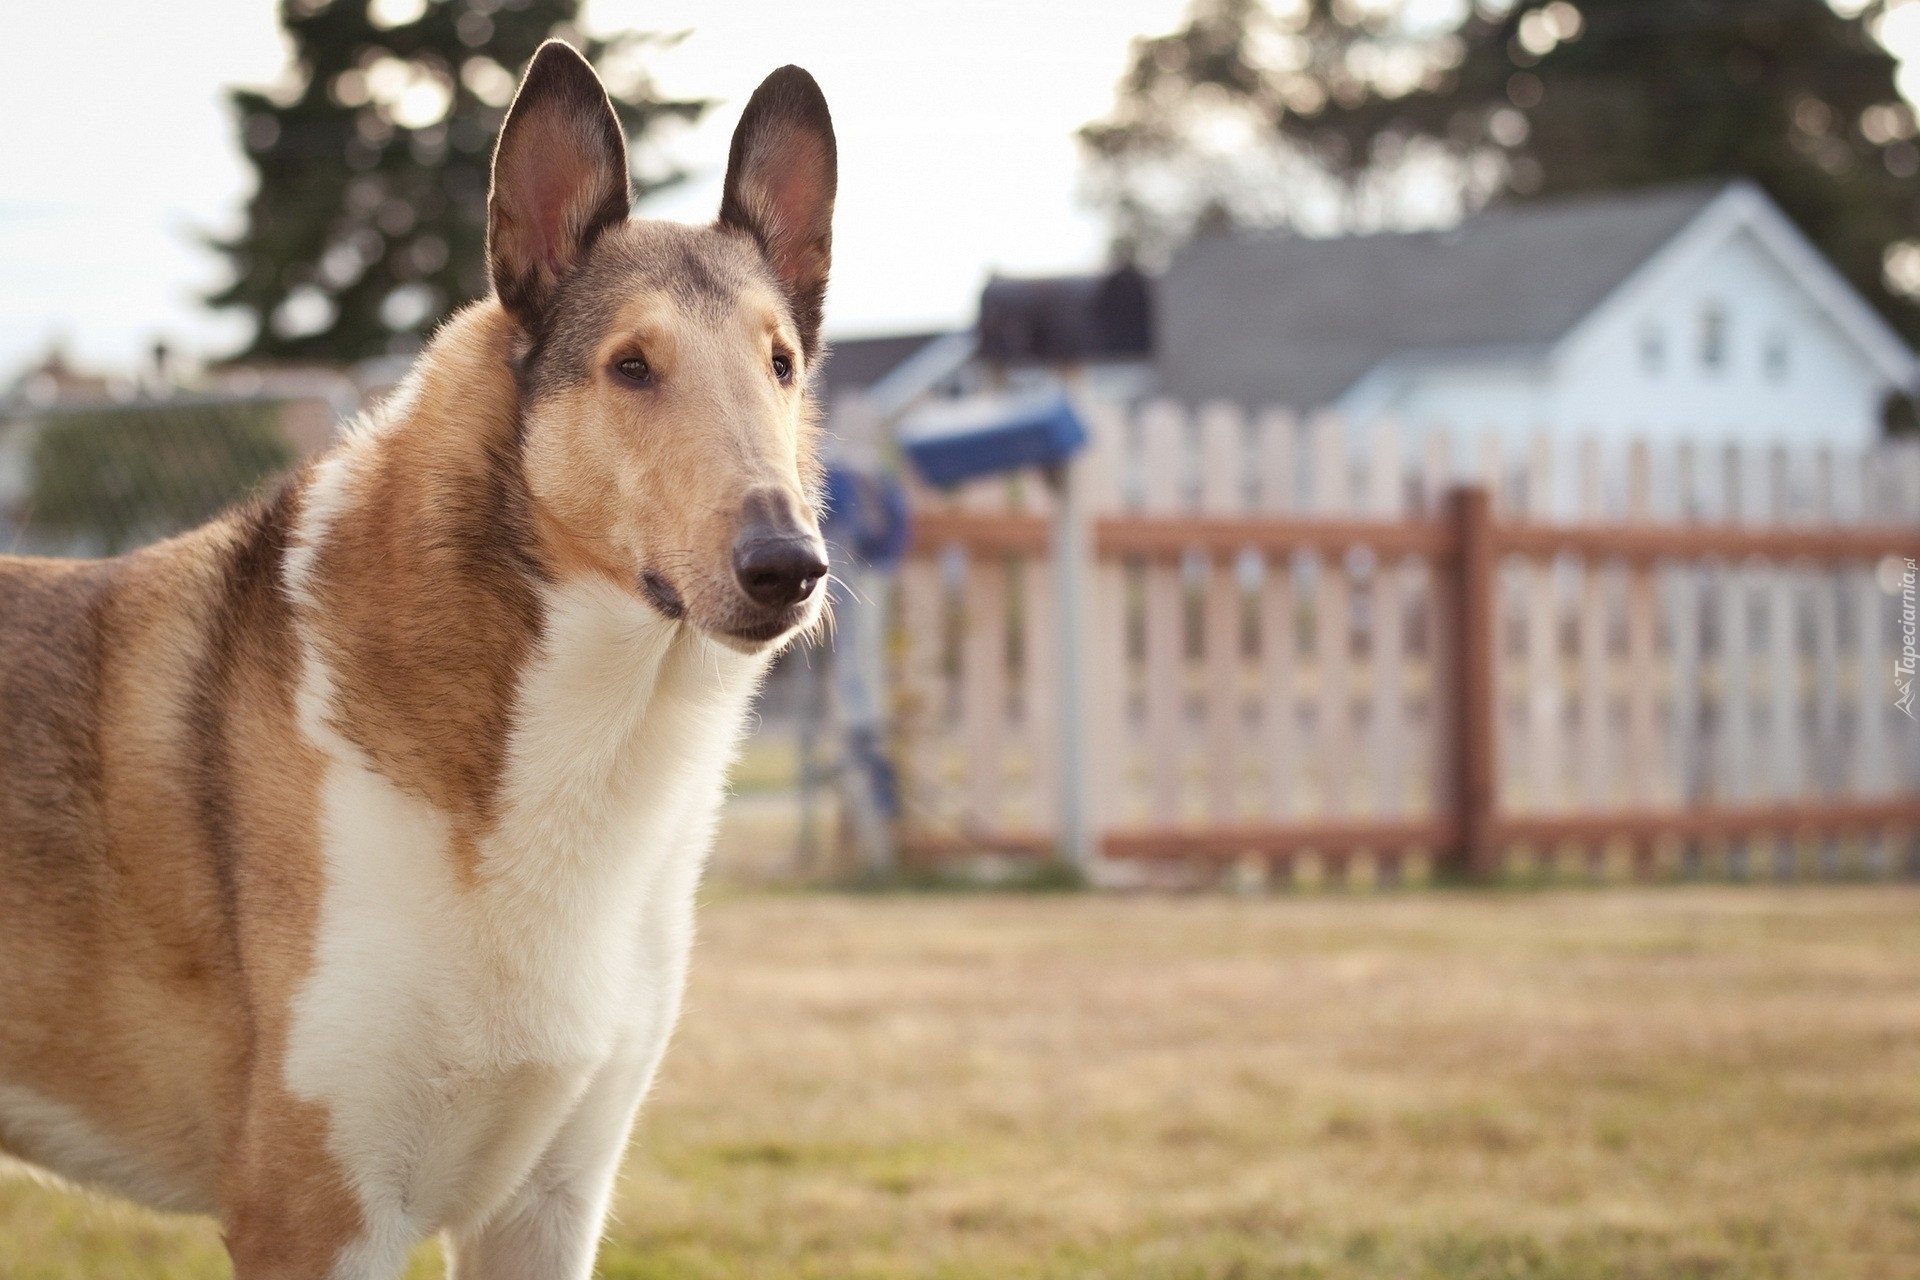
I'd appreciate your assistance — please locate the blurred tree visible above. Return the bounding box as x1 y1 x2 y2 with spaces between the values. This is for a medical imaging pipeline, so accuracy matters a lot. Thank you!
213 0 705 362
1084 0 1920 344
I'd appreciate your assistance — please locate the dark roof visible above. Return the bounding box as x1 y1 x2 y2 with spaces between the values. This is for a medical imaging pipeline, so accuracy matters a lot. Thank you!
1157 182 1728 408
978 266 1152 363
820 331 955 396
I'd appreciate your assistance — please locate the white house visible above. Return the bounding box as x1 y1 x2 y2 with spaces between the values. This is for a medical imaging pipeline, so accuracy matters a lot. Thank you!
1156 181 1919 449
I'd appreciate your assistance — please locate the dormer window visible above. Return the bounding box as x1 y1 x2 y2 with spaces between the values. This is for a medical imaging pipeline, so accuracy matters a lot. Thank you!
1639 324 1665 375
1764 331 1790 381
1699 303 1728 371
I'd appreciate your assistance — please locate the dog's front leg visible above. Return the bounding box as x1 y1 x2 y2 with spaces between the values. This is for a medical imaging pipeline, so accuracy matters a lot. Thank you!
450 806 710 1279
442 1052 653 1280
222 1087 419 1280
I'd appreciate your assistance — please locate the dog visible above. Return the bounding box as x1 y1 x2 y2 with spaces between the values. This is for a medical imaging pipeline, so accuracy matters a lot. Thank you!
0 41 834 1278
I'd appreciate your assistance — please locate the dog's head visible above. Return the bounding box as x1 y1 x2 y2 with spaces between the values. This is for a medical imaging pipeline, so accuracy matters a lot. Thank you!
488 41 835 652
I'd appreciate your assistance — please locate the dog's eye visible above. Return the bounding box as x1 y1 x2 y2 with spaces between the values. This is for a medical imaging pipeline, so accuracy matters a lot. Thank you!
615 356 652 385
772 353 793 384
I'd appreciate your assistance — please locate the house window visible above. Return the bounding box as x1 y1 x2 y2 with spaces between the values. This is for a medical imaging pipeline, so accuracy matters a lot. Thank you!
1764 331 1790 381
1639 324 1665 375
1699 303 1728 371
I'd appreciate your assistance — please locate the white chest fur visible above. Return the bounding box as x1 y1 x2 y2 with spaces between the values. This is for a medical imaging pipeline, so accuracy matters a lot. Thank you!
282 572 765 1239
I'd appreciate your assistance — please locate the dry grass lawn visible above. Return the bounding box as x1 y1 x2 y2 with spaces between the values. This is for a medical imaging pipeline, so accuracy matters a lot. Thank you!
5 885 1920 1279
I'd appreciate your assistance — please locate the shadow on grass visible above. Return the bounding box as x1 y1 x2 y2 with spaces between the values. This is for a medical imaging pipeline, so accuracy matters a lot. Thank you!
831 856 1090 895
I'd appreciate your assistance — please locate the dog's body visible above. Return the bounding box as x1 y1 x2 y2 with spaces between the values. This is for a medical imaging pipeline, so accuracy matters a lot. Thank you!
0 45 836 1278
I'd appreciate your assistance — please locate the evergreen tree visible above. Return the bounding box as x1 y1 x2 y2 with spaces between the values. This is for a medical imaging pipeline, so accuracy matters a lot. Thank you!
1084 0 1920 344
213 0 705 362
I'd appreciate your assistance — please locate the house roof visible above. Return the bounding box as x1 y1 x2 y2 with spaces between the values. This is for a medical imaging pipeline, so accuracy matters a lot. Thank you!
820 330 957 396
977 266 1153 363
1156 182 1733 408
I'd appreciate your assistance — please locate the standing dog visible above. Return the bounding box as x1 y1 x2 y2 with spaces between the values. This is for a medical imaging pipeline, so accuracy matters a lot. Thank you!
0 42 834 1278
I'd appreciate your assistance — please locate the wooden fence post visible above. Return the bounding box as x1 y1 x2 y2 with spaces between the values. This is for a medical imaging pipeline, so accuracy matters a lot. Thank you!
1448 484 1499 879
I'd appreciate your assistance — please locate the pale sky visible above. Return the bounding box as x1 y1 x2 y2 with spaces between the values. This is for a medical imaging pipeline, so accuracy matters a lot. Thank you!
0 0 1190 377
9 0 1919 378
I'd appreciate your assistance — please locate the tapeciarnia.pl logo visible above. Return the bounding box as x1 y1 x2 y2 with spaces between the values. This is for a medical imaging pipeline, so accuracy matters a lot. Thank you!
1899 558 1917 720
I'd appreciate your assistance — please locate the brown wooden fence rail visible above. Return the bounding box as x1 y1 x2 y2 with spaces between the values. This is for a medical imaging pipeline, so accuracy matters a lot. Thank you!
891 405 1920 884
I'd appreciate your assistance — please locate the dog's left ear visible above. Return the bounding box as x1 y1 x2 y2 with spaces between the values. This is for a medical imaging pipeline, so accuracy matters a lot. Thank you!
718 66 837 357
488 41 633 323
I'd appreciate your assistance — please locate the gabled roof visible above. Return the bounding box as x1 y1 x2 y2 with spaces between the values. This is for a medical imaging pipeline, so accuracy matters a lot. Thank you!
1558 181 1918 389
1157 182 1775 408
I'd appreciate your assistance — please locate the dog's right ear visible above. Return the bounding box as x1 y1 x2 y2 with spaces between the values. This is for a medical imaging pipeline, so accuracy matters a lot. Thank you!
487 41 632 323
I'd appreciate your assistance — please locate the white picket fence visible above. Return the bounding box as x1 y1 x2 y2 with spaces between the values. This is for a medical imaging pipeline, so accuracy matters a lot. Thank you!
893 401 1920 881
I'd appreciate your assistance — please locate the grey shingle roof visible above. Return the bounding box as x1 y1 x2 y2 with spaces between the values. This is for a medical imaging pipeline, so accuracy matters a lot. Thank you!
821 331 956 396
1156 182 1728 409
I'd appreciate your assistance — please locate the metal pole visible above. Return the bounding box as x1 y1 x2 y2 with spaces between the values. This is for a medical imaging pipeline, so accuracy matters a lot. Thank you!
829 554 898 876
795 644 827 876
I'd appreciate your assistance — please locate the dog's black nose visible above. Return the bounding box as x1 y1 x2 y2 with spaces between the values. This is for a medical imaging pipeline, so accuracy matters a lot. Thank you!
732 530 828 609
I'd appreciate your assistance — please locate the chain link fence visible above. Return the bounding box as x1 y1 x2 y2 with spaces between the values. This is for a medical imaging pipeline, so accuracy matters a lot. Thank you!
0 396 303 557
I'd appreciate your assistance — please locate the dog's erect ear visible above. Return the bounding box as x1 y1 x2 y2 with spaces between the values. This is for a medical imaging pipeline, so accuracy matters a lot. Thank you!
487 41 632 322
718 66 837 357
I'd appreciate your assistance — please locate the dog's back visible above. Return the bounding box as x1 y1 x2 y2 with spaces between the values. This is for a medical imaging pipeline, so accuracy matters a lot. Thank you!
0 554 113 896
0 558 119 1064
0 533 261 1211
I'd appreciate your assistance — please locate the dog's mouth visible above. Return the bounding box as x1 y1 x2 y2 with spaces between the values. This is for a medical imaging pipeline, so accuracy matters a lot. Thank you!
639 569 818 650
711 588 821 650
722 608 808 645
639 571 685 620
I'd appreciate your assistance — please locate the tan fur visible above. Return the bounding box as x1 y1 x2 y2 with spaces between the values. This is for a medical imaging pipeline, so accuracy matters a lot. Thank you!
2 572 234 1252
0 503 362 1251
301 309 543 884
